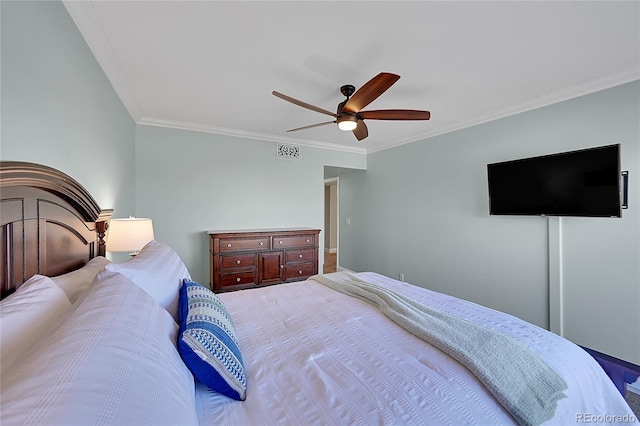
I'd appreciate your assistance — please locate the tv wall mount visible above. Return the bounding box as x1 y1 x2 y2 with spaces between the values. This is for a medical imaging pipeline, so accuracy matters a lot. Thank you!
622 171 629 209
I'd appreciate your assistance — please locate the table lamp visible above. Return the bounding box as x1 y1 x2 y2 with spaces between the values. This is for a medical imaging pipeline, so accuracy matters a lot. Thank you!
107 217 154 256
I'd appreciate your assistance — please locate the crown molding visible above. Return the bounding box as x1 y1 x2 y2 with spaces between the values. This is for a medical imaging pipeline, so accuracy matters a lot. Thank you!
368 67 640 154
62 1 143 121
140 67 639 156
137 117 367 154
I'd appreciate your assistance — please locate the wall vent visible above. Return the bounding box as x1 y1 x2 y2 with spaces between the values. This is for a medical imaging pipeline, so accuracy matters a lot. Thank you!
276 143 300 160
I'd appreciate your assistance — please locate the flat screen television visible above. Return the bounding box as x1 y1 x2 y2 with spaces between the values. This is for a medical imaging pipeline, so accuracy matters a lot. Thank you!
487 144 622 217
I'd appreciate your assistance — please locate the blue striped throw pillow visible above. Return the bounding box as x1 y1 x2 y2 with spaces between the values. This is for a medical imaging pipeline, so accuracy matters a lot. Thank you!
178 279 246 401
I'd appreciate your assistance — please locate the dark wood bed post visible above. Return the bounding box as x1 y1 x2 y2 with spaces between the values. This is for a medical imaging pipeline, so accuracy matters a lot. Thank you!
0 161 113 296
96 213 110 257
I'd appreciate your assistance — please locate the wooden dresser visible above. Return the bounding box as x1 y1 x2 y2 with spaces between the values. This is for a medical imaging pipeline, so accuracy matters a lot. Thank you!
208 228 320 293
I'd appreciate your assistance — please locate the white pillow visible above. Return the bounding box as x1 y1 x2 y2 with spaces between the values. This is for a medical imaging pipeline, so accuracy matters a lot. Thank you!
105 240 191 320
0 275 73 376
0 270 199 425
51 256 111 303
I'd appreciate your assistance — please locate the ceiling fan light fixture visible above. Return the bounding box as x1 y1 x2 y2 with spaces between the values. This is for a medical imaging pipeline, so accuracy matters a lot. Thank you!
273 72 430 142
337 115 358 131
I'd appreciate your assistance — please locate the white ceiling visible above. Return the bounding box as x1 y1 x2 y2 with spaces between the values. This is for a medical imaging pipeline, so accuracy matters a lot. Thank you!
63 1 640 154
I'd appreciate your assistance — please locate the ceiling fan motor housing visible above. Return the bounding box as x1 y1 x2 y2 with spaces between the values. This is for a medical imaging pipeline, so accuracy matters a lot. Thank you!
340 84 356 98
338 85 356 114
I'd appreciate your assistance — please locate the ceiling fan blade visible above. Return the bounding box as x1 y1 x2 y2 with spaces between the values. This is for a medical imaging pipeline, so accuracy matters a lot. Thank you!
352 120 368 141
359 109 431 120
272 91 338 118
342 72 400 114
286 120 336 132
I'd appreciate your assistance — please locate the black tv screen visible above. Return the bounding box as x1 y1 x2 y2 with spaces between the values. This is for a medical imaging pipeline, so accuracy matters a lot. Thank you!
487 144 621 217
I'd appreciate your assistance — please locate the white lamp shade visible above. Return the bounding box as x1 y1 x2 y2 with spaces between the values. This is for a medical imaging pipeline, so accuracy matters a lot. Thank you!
107 217 155 253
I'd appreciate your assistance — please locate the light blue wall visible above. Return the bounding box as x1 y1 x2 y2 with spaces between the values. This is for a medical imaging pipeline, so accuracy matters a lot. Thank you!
1 0 135 214
340 81 640 364
135 125 366 284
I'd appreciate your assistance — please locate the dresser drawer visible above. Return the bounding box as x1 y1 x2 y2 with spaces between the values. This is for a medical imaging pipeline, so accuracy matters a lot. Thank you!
273 234 315 249
220 253 257 269
220 271 257 287
285 249 315 263
285 263 315 280
218 238 269 252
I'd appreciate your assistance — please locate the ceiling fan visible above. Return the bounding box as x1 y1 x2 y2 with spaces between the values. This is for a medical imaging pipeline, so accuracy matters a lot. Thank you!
272 72 430 141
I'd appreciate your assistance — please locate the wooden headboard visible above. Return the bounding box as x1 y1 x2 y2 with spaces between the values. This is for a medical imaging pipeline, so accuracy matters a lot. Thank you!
0 162 112 298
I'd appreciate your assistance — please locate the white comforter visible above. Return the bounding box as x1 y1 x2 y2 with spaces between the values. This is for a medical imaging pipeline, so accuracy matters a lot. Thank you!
196 272 634 425
1 271 633 425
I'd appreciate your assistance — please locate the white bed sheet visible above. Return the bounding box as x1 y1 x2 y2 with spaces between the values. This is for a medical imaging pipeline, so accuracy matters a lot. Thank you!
195 272 633 425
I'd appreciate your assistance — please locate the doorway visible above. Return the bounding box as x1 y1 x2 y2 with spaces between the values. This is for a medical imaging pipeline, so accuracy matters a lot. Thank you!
323 177 338 273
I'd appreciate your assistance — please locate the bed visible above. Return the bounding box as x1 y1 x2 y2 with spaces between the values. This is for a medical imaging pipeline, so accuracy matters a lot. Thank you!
0 161 635 426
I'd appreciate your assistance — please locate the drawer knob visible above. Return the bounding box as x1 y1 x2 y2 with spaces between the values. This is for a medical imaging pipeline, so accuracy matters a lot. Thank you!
236 277 241 282
280 265 284 269
259 241 264 245
236 260 241 264
306 239 310 243
298 270 303 274
279 240 283 244
227 243 232 248
299 254 303 258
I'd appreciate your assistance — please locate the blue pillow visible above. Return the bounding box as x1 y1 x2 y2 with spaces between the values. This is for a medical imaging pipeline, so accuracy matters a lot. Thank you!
178 279 247 401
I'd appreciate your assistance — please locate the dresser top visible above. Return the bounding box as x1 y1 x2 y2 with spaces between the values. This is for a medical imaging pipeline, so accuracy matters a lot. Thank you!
207 227 320 235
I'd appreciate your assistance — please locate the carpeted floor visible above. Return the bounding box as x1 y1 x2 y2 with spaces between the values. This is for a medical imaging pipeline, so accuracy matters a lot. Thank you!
626 388 640 417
